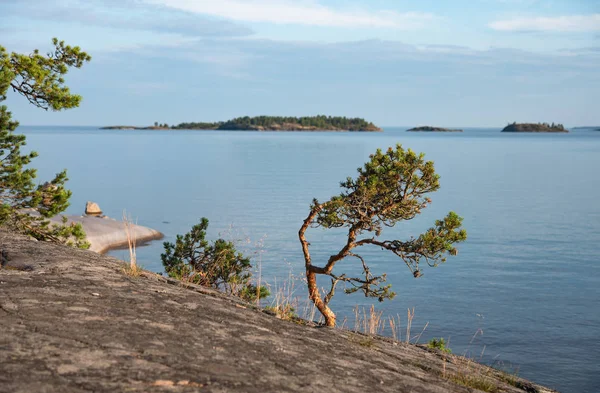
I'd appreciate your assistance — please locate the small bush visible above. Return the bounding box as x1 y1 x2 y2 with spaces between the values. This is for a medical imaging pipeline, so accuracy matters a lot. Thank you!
265 304 297 321
428 337 451 353
239 284 270 302
161 218 269 300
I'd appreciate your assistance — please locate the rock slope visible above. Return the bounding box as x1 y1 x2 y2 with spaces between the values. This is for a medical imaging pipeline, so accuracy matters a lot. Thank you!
0 231 558 393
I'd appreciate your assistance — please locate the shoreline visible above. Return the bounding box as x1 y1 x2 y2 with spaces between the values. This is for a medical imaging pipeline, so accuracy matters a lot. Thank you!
49 214 164 254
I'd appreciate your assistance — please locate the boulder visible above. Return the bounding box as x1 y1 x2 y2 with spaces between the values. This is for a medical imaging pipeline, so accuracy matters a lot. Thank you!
85 201 103 216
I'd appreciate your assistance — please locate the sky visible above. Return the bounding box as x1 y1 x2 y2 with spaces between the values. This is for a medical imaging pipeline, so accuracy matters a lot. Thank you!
1 0 599 127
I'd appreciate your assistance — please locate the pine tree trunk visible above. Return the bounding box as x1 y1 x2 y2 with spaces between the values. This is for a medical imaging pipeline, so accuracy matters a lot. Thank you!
306 269 336 326
299 203 336 327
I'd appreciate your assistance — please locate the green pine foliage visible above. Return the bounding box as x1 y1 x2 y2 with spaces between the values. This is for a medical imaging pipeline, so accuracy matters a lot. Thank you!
0 39 91 248
161 218 269 301
428 338 452 353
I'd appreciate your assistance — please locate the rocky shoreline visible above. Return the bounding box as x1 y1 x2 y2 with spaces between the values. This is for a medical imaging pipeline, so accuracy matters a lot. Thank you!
0 230 559 393
47 201 163 254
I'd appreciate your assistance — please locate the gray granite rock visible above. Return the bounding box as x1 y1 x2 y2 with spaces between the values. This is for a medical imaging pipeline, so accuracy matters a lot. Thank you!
0 231 559 393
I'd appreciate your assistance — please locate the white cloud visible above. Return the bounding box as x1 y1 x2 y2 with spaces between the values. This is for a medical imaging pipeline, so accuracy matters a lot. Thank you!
490 14 600 32
143 0 436 29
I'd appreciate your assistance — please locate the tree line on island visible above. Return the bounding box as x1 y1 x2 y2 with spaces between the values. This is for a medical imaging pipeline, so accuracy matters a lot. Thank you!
406 122 569 133
501 122 568 133
102 115 382 132
407 126 463 132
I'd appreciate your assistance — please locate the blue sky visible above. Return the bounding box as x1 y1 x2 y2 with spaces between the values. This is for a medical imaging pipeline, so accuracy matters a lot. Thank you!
1 0 599 127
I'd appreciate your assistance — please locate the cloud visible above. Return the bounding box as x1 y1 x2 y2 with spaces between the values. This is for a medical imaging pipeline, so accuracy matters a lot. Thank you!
125 37 591 85
2 0 253 38
558 46 600 59
490 14 600 32
143 0 437 29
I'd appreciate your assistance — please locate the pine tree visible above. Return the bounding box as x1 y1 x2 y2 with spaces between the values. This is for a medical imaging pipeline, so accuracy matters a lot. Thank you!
0 39 91 247
299 145 467 326
162 218 269 301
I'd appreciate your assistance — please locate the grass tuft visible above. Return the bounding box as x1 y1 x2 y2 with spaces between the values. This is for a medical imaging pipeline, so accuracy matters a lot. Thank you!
448 372 499 393
121 210 143 277
264 267 299 321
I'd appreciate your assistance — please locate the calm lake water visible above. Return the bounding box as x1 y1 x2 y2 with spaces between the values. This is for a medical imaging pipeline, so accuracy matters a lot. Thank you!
21 125 600 393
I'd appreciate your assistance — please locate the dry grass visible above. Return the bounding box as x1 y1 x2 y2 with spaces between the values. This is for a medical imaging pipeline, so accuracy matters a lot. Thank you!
299 299 321 325
446 358 499 393
121 210 143 277
265 268 299 321
435 327 523 393
253 236 265 306
346 305 383 349
492 362 521 388
353 305 383 335
381 307 429 344
347 305 431 350
217 227 270 304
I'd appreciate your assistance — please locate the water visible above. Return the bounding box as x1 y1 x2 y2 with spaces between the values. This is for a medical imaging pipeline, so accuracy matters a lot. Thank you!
20 125 600 393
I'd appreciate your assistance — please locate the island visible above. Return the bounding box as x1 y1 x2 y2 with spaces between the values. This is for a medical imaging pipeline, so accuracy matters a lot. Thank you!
572 126 600 131
502 122 569 133
407 126 463 132
102 116 381 132
100 124 170 130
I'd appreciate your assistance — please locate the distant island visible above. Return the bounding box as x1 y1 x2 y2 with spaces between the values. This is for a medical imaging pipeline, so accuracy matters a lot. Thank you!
407 126 463 132
502 122 568 133
101 116 381 132
572 126 600 131
100 125 170 130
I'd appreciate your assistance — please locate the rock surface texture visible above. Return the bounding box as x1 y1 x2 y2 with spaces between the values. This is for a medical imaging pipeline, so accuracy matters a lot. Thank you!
0 231 559 393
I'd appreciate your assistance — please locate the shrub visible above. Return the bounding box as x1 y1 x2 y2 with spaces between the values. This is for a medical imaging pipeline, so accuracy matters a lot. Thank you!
161 218 269 300
428 337 451 353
